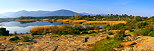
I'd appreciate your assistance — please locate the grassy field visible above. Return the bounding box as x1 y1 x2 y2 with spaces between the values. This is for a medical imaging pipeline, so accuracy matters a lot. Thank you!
16 19 126 26
83 21 127 25
30 25 70 34
90 38 121 51
16 19 37 21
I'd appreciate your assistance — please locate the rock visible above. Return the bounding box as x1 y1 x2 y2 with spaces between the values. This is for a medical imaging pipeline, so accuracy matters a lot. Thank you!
6 36 16 41
83 37 89 43
53 46 58 51
117 36 154 51
0 34 107 51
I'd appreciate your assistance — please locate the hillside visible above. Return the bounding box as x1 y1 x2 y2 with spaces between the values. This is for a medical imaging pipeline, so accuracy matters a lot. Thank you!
0 9 77 18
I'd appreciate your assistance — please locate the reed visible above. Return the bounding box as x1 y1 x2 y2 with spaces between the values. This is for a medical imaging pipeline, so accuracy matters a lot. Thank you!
16 19 37 21
30 25 71 34
71 20 87 24
83 21 127 25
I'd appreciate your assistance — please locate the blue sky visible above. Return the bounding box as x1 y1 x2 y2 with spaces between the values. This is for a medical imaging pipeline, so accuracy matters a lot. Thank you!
0 0 154 16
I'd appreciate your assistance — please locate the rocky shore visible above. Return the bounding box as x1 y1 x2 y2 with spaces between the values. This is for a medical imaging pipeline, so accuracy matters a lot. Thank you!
115 36 154 51
0 34 107 51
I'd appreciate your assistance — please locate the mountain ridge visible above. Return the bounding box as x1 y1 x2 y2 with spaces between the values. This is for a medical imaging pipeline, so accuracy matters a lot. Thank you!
0 9 107 18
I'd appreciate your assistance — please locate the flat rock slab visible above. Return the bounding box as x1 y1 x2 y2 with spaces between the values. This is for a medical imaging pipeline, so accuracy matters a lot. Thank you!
0 34 106 51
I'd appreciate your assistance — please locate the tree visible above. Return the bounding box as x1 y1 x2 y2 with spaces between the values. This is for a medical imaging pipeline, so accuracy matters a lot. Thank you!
134 16 142 21
74 13 81 20
114 30 125 40
136 21 148 28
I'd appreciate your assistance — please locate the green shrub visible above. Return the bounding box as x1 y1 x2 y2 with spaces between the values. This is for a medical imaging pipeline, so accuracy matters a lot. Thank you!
114 30 125 40
108 32 114 35
136 21 148 29
141 29 151 36
90 38 121 51
9 36 20 41
9 36 34 43
148 31 154 37
57 31 69 35
21 36 32 42
31 25 91 35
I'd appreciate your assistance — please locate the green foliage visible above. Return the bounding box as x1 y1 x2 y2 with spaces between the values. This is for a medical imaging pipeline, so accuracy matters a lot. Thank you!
108 32 114 35
0 28 10 36
57 31 69 35
56 27 90 35
148 31 154 37
19 16 71 19
136 21 148 29
32 32 42 35
14 31 17 35
114 30 125 40
108 23 126 30
19 14 154 37
9 36 34 43
141 29 151 36
21 36 33 42
90 38 121 51
9 36 20 41
134 16 143 21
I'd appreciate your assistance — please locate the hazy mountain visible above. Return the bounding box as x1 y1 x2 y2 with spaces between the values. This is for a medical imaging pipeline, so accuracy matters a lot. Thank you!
0 9 107 18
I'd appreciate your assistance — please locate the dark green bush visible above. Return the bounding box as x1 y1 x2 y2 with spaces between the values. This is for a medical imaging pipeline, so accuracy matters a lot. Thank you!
141 29 151 36
9 36 34 43
57 31 69 35
9 36 20 41
114 30 125 40
148 31 154 37
21 36 32 42
108 32 114 35
136 21 148 29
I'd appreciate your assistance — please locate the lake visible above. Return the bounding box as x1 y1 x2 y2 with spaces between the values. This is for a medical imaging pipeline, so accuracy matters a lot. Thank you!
0 21 68 33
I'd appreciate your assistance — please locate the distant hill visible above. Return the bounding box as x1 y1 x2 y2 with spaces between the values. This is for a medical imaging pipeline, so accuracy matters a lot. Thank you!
0 9 107 18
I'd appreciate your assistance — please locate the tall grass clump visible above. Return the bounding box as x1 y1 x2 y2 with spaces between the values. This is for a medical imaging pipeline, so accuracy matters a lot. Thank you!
90 38 121 51
90 30 125 51
30 25 96 35
30 25 71 35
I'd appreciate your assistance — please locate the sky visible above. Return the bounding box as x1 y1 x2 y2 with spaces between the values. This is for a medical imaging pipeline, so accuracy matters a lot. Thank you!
0 0 154 16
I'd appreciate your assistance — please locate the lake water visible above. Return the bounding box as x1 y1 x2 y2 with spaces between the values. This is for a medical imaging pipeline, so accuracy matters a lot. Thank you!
0 21 68 33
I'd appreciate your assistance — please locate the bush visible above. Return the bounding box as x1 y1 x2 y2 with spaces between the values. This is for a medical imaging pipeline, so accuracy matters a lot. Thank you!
148 31 154 37
9 36 20 41
108 32 114 35
31 25 91 35
9 36 34 43
21 36 33 42
141 29 151 36
114 30 125 40
90 38 121 51
109 23 126 30
30 25 71 35
57 31 69 35
136 21 148 29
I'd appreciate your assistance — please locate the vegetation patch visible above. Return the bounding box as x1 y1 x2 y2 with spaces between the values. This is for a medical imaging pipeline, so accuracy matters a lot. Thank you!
90 38 122 51
9 36 35 43
30 25 98 35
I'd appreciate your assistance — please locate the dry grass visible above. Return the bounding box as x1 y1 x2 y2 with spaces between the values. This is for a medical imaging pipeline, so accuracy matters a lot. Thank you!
39 19 50 21
16 19 126 26
83 21 127 25
120 41 135 47
30 25 71 34
56 19 71 23
56 19 87 24
16 19 37 21
71 20 87 24
0 40 10 43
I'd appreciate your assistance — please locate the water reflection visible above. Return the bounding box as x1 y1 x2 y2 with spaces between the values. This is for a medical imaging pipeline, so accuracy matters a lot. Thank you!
0 21 68 33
